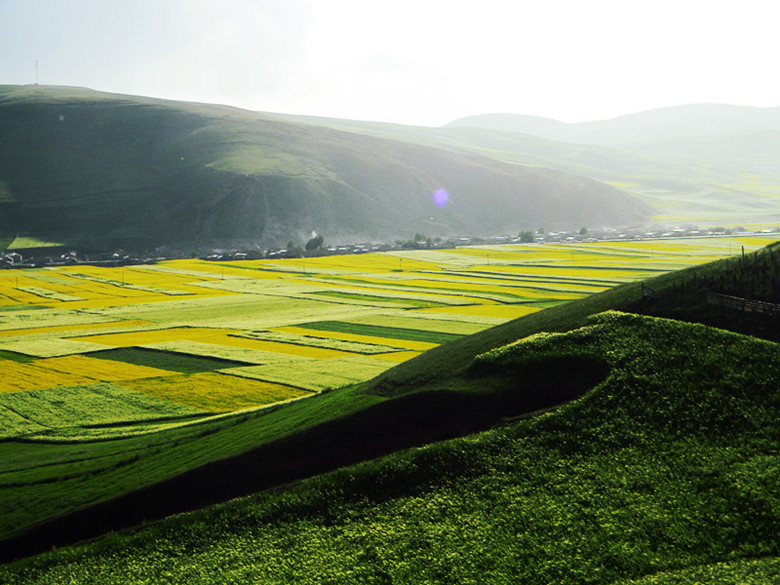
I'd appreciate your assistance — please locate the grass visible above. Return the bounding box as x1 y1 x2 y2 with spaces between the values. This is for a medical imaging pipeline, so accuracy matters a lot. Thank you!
123 373 309 413
0 239 776 566
0 382 205 440
223 355 395 392
0 311 776 583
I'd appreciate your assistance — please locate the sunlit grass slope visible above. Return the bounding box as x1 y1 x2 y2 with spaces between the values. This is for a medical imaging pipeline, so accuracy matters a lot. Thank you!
0 241 776 569
367 239 780 395
1 310 777 583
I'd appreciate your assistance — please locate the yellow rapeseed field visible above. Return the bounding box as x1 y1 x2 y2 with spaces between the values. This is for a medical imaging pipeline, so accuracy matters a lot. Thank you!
123 372 309 412
0 361 92 393
2 235 775 418
70 327 239 347
40 355 173 381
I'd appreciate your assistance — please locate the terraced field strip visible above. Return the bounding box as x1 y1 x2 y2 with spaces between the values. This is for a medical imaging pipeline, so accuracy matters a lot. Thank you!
86 293 382 331
89 347 251 374
252 253 442 275
0 360 91 393
39 354 178 381
293 321 465 344
345 313 487 335
439 268 638 287
418 303 544 320
0 353 173 393
303 289 449 309
275 325 438 352
123 373 309 413
309 275 546 304
0 319 151 339
64 272 195 296
401 273 608 295
0 383 206 440
223 355 395 392
0 273 162 306
234 330 406 354
14 286 85 302
73 325 362 361
140 341 315 365
302 279 476 306
0 337 115 358
0 304 48 313
479 265 655 283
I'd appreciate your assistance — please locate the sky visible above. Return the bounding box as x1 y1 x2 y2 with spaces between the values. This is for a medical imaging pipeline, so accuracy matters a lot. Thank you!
1 0 778 127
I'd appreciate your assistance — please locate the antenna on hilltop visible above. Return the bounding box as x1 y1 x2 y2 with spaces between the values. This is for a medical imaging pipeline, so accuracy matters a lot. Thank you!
35 60 39 85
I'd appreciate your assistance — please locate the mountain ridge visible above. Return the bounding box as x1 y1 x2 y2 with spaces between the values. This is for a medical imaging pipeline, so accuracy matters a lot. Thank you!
445 103 780 146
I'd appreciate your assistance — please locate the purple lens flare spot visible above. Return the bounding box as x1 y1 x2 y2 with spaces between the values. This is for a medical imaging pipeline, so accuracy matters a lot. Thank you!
433 188 449 207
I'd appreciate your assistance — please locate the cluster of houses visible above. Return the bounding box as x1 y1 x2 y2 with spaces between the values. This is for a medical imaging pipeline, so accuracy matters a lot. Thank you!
2 225 778 269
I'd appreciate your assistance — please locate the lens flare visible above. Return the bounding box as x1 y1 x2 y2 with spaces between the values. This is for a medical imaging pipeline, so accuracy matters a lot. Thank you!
433 188 449 207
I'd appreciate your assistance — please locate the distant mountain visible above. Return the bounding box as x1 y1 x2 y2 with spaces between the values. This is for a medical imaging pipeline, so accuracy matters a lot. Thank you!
0 86 650 251
287 105 780 225
446 104 780 147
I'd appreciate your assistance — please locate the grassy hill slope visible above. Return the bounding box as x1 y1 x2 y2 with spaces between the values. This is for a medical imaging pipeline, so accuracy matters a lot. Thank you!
0 310 777 583
367 240 780 395
0 86 650 250
281 108 780 224
0 243 777 567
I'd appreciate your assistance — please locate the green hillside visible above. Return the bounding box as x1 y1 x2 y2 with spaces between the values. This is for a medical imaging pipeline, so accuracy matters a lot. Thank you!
0 242 777 573
367 241 780 396
1 309 777 583
0 86 650 251
281 107 780 225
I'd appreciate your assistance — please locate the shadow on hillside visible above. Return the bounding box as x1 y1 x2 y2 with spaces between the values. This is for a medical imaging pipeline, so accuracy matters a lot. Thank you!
0 355 609 564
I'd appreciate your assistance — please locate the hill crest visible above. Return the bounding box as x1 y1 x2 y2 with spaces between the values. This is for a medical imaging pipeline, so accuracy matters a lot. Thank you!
445 103 780 146
0 85 650 251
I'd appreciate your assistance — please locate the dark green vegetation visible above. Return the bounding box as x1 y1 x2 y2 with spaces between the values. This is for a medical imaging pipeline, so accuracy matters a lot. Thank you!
1 309 777 583
0 85 649 250
91 347 249 374
298 320 464 344
0 243 777 582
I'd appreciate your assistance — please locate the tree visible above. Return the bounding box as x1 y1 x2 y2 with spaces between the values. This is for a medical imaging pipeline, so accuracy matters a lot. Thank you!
305 234 324 251
518 231 535 243
579 226 588 236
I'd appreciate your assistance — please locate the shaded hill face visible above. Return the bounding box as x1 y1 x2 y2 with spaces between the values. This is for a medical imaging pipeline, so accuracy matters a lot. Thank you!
0 86 650 251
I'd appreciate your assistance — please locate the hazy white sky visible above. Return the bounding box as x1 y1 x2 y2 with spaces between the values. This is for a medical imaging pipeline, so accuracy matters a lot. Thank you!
1 0 778 126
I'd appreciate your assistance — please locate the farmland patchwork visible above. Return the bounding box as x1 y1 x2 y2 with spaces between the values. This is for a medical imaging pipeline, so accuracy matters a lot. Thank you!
0 236 776 442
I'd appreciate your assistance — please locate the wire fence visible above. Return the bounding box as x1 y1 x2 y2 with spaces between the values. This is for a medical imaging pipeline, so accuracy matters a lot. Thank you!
706 292 780 318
